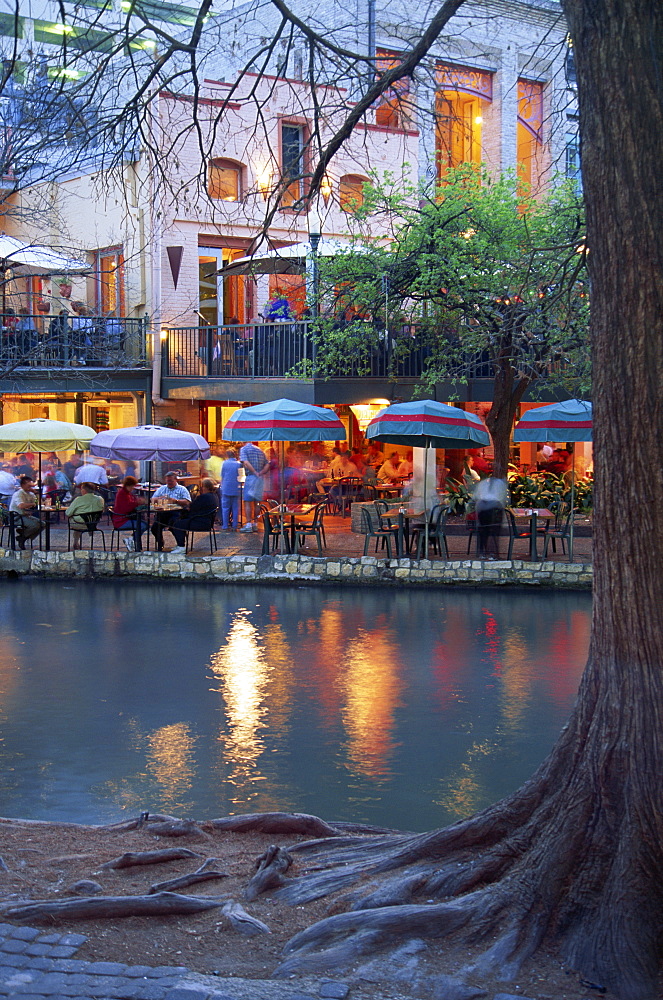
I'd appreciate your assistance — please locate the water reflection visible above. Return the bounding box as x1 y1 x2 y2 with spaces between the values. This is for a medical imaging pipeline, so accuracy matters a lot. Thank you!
0 581 591 830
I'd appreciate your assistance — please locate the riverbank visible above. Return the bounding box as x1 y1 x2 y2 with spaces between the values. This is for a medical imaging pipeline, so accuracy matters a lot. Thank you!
0 549 592 588
0 814 599 1000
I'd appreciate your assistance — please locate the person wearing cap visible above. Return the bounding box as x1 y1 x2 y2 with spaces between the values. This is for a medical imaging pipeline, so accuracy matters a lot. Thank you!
150 471 191 551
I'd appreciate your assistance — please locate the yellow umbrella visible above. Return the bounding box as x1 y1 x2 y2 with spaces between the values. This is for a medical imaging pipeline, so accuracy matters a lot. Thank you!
0 418 96 452
0 418 96 512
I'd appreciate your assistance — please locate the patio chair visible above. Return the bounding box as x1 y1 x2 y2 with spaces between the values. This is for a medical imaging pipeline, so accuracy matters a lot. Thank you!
67 510 107 551
543 510 574 558
504 509 534 560
261 509 290 554
293 502 327 555
360 504 394 558
410 505 449 560
183 512 218 554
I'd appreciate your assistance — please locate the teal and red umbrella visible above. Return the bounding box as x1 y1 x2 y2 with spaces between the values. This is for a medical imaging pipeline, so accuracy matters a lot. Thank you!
223 398 345 441
366 400 490 449
512 399 592 444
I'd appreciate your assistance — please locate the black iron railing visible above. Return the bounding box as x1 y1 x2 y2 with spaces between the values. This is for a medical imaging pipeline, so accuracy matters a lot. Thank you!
0 315 149 369
163 322 438 380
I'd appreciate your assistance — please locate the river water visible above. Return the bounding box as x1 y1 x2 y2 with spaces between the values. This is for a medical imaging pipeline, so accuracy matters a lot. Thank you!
0 580 590 831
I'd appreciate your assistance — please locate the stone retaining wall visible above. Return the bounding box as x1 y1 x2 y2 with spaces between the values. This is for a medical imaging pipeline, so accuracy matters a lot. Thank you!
0 548 592 588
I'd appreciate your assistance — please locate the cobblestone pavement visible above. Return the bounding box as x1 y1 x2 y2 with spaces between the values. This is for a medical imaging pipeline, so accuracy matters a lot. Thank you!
0 924 354 1000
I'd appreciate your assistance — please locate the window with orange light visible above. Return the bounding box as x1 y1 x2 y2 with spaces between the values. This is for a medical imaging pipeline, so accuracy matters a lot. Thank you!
435 64 492 181
208 159 242 201
340 174 369 211
517 79 544 194
375 50 410 128
95 248 124 315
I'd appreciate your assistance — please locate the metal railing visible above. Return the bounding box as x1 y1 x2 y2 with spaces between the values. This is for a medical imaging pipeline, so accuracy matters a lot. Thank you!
162 322 571 383
164 322 440 380
0 315 149 370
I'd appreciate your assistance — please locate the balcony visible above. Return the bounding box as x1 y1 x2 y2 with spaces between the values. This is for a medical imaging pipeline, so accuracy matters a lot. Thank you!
0 316 149 371
163 322 495 381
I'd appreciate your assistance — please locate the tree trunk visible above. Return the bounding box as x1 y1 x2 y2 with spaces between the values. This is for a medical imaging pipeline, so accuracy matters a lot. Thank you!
265 5 663 998
484 359 530 478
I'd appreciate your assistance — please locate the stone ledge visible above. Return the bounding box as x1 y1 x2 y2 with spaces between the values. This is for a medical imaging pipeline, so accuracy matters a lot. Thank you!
0 549 592 588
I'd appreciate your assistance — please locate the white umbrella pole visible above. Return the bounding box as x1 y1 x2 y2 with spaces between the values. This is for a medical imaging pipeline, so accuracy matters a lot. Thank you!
423 443 429 560
568 445 575 563
280 440 287 552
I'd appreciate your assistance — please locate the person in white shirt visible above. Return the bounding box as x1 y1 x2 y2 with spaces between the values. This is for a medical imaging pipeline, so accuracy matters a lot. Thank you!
0 464 18 506
150 471 191 551
397 451 413 478
9 476 44 548
74 461 109 487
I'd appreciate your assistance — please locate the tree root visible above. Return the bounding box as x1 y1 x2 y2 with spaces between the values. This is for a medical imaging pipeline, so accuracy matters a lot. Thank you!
1 891 227 921
245 845 292 901
221 900 271 935
100 848 203 869
211 812 339 837
149 858 227 894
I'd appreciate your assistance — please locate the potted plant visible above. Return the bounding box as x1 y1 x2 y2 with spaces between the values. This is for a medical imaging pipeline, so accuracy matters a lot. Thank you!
58 281 72 299
36 299 51 313
159 416 180 428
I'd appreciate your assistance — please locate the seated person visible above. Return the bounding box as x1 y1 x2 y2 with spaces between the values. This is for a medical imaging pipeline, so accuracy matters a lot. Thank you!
150 471 191 551
112 475 148 551
377 452 403 483
65 482 105 550
9 475 44 549
168 478 219 553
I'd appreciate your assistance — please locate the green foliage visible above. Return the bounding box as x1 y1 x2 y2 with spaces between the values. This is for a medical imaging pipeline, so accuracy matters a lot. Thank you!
441 479 473 515
316 166 590 395
507 472 593 512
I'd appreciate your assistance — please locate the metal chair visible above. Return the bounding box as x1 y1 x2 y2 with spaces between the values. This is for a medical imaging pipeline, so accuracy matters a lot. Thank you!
183 512 218 554
360 505 394 558
293 502 327 555
67 510 107 551
410 505 449 559
543 510 574 558
261 509 290 554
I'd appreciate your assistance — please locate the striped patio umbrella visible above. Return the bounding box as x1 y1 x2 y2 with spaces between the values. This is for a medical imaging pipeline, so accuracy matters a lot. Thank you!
224 399 346 550
513 399 592 561
366 399 490 450
223 398 345 441
512 399 592 443
366 400 490 556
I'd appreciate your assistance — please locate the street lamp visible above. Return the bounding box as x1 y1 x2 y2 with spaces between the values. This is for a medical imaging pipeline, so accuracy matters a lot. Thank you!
307 209 322 319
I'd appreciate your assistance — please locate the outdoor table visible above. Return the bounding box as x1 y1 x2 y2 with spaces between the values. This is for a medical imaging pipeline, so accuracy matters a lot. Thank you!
381 507 425 558
375 484 403 499
272 503 315 549
510 508 553 560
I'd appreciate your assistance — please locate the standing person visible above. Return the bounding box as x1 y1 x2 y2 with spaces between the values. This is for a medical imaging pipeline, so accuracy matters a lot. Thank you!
63 452 83 483
150 471 191 551
9 476 45 549
0 463 18 506
239 441 267 532
169 478 219 553
111 476 148 551
65 482 105 550
206 442 224 481
219 448 242 530
463 455 481 489
473 476 508 559
74 459 108 489
17 308 38 356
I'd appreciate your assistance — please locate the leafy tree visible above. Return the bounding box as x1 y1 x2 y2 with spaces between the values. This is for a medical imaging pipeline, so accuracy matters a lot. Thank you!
318 167 590 476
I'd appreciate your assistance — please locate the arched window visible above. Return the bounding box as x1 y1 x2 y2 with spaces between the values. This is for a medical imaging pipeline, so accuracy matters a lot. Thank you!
340 174 369 211
207 159 242 201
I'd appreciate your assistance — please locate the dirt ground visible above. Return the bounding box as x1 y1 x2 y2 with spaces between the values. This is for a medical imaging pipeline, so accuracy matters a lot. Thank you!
0 816 607 999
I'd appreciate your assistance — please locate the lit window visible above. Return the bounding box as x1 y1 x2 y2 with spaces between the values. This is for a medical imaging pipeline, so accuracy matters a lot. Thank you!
281 124 304 207
208 159 241 201
95 248 124 315
375 51 410 128
340 175 368 211
435 65 492 181
565 126 582 194
517 79 544 194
